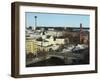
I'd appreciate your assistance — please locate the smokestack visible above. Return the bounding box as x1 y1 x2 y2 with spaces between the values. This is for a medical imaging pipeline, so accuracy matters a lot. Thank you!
80 23 83 44
80 23 82 32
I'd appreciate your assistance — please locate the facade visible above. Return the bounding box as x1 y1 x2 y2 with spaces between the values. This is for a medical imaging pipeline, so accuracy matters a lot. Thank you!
26 38 38 55
36 36 65 46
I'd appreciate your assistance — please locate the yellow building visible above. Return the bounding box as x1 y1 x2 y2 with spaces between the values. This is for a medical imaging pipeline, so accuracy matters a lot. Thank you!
26 38 38 55
26 37 49 55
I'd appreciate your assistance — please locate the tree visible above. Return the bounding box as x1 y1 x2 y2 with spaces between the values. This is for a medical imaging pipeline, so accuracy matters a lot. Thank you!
72 35 80 45
36 37 43 41
28 26 32 30
26 52 35 60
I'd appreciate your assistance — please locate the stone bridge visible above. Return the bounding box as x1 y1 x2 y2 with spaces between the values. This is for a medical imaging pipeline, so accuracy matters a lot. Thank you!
47 51 84 64
48 51 83 59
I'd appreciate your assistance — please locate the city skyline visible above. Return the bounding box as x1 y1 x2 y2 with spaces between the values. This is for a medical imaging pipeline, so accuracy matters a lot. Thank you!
25 12 90 28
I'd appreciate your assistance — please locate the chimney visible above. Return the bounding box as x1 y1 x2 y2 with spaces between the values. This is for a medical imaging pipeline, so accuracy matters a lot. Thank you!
80 23 83 44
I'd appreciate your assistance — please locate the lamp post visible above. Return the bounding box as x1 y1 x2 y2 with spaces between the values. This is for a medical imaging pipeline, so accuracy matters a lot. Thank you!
34 16 37 30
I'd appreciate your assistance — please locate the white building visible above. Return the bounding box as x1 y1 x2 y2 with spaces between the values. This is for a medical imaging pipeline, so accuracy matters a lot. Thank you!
36 36 65 47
